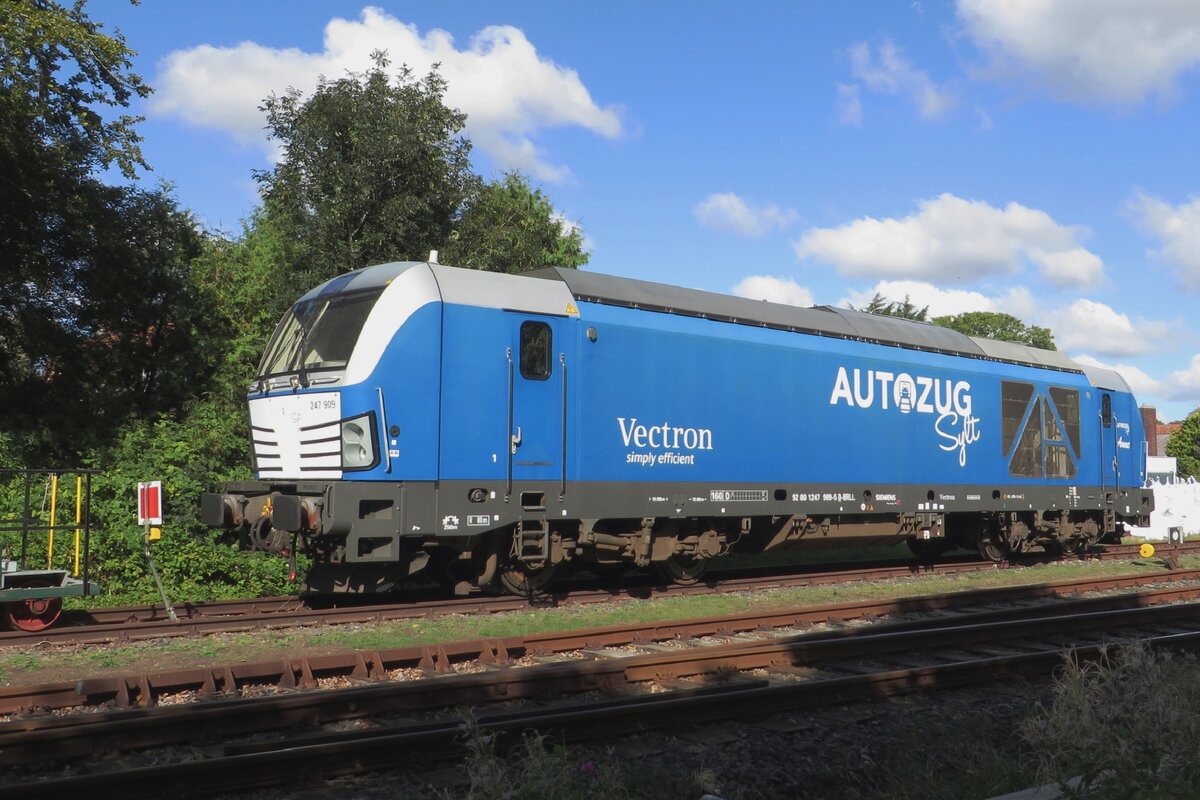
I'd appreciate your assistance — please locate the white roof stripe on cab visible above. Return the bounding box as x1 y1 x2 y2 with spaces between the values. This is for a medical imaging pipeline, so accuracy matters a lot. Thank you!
342 263 441 385
340 262 580 385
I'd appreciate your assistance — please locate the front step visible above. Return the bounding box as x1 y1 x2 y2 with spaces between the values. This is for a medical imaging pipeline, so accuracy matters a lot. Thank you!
517 519 550 565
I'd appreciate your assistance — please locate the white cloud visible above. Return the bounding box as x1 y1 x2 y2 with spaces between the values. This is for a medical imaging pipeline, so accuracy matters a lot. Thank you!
834 283 1170 361
999 286 1038 320
694 193 799 238
1026 247 1104 287
1071 354 1163 398
958 0 1200 104
1127 191 1200 288
836 280 1032 318
836 83 863 126
152 8 621 182
848 39 956 120
794 193 1104 287
1054 299 1172 357
1073 354 1200 410
1166 355 1200 401
731 275 814 307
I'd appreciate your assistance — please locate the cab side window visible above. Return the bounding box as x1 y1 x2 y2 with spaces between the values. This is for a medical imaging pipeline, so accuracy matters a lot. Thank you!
520 321 552 380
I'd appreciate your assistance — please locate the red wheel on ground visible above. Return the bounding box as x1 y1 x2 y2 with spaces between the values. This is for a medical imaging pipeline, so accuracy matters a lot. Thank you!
3 583 63 632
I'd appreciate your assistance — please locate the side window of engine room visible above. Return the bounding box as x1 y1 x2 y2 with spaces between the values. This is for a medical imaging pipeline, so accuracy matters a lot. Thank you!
1001 382 1080 479
1047 387 1081 478
520 321 552 380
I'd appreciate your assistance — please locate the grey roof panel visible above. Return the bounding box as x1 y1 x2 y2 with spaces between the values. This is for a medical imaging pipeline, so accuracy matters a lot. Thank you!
432 263 577 316
527 267 1076 371
1081 366 1132 392
817 306 988 356
969 337 1081 371
300 262 1142 392
300 261 578 317
527 267 856 336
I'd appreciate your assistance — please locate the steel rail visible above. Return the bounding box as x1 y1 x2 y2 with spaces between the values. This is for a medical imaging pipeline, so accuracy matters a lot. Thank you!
2 567 1197 717
3 554 970 646
7 598 1200 797
2 541 1188 648
3 575 1200 766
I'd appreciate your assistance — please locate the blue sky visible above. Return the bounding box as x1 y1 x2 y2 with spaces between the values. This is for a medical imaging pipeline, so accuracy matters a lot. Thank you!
94 1 1200 420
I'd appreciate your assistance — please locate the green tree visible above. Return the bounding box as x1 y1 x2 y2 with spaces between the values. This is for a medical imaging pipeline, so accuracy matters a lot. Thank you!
0 9 597 600
0 0 149 178
8 185 216 458
255 52 477 291
0 0 220 464
192 211 307 383
1 0 150 366
443 172 588 273
932 311 1056 350
0 2 284 599
1166 410 1200 480
853 293 929 321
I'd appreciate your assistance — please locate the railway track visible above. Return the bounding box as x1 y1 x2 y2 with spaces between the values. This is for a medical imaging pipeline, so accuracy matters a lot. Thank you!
3 568 1200 796
2 541 1188 648
4 566 1197 715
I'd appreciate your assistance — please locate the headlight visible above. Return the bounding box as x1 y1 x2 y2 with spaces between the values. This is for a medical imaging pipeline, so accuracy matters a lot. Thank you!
341 414 376 469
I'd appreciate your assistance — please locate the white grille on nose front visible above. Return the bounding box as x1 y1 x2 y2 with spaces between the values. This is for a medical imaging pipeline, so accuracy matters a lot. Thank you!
249 393 343 479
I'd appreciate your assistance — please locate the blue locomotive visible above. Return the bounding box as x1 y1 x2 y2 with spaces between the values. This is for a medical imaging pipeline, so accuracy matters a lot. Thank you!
201 260 1153 594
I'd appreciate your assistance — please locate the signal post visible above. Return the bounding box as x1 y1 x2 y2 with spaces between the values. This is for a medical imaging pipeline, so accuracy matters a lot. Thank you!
137 481 177 622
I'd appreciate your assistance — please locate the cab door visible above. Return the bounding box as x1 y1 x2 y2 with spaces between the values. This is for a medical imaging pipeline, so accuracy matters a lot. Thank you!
1098 391 1120 492
506 315 567 498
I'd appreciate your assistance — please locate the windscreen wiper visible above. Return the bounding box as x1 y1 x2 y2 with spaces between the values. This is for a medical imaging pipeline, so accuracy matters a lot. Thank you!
294 322 311 389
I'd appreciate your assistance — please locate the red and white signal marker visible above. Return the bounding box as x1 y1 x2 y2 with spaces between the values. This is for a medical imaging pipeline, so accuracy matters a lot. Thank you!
137 481 164 526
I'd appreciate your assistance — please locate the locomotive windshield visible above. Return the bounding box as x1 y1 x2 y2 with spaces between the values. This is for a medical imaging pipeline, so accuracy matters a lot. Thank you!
257 288 383 378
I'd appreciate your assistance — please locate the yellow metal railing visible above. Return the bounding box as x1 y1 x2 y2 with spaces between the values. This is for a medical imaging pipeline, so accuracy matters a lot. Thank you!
47 473 57 569
0 469 94 581
74 475 82 576
40 472 89 575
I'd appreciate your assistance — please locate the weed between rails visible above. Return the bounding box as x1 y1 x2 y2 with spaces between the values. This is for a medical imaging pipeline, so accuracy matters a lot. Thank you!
1022 643 1200 799
433 713 722 800
426 644 1200 800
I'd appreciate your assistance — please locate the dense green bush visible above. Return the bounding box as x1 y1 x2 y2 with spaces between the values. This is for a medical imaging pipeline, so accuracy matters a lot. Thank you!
1 399 297 603
84 399 297 602
1 2 588 606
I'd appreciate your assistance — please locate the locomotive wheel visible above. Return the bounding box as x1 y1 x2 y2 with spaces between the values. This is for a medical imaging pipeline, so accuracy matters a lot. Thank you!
1043 538 1086 557
654 554 710 586
3 582 63 632
496 561 559 596
977 526 1010 562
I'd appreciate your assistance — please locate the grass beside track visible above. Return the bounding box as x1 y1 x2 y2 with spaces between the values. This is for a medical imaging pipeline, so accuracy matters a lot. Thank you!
1 555 1194 687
